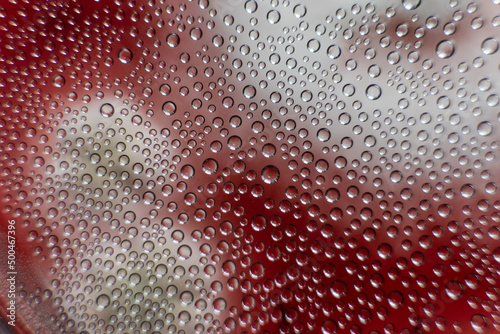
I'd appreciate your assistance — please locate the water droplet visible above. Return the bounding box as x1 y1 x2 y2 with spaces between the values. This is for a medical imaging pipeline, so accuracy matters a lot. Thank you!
436 40 455 59
377 243 392 259
180 291 194 305
162 101 177 116
293 4 307 18
100 103 114 117
213 298 227 312
317 128 331 142
388 291 404 308
321 319 337 334
33 156 45 167
166 33 180 47
249 262 265 279
327 45 341 59
159 84 171 96
460 184 475 198
261 165 279 184
178 311 191 324
267 10 281 24
245 0 258 14
223 96 234 108
481 38 499 55
402 0 421 10
437 96 450 109
190 27 203 40
366 84 381 100
227 136 242 150
471 314 488 332
251 215 267 231
178 245 192 259
243 85 256 98
477 121 492 136
52 75 65 87
301 90 313 102
266 245 281 261
202 158 218 174
96 294 110 308
307 39 321 52
390 171 403 183
212 35 224 47
181 164 195 179
118 48 133 63
331 280 347 298
445 281 463 300
143 191 156 204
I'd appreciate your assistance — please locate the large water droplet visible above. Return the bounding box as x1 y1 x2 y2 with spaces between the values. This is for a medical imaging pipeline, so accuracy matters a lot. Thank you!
331 280 347 298
477 121 492 136
96 294 110 308
445 281 463 300
202 158 218 174
100 103 114 117
481 38 499 55
118 48 133 63
366 84 381 100
436 40 455 59
243 85 256 98
261 165 280 184
402 0 421 10
166 33 180 47
267 10 281 24
162 101 177 115
317 128 331 142
327 45 341 59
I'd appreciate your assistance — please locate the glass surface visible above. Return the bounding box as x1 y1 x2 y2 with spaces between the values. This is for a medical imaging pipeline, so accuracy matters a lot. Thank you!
1 0 500 333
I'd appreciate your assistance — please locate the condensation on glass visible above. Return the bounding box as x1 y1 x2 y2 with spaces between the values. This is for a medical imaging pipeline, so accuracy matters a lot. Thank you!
0 0 500 333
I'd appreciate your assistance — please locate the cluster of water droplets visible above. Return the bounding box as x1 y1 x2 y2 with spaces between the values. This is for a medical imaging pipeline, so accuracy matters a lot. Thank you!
1 0 500 333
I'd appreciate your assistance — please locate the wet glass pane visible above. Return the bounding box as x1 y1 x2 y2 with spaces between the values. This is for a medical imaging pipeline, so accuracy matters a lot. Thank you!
1 0 500 333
